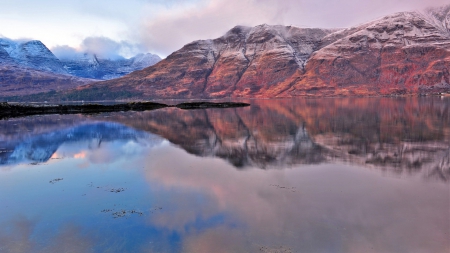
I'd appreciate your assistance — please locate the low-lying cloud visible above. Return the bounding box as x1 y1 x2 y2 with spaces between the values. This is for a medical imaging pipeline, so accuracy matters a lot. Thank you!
52 36 146 60
139 0 450 56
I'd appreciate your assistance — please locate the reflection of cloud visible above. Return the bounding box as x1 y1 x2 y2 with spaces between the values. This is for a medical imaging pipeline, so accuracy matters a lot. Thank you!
143 145 450 252
50 45 81 59
0 217 94 253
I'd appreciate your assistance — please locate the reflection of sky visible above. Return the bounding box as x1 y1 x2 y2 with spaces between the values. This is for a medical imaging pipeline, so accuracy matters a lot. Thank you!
0 121 449 252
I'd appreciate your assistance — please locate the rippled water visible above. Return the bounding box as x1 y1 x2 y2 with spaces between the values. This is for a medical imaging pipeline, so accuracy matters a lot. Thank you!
0 98 449 253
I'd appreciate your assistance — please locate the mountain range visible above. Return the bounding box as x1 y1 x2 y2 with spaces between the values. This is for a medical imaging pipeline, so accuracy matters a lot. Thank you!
58 52 161 80
2 5 450 101
33 4 447 101
0 38 161 97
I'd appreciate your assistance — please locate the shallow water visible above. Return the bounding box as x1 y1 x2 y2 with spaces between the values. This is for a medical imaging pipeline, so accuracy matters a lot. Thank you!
0 98 449 253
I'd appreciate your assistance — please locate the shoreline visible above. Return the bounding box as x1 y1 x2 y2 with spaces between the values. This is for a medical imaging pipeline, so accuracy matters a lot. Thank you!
0 101 250 120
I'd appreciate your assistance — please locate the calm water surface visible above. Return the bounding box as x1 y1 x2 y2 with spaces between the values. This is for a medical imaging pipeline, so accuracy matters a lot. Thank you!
0 98 449 253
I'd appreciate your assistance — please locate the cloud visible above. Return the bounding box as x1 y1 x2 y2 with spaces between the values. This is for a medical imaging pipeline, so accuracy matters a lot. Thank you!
81 36 123 59
51 45 81 59
139 0 450 56
52 36 147 59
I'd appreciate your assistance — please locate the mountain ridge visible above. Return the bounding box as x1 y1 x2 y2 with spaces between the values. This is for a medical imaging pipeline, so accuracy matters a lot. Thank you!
49 5 450 100
0 37 161 97
0 38 68 74
58 52 161 80
3 4 450 101
70 25 335 99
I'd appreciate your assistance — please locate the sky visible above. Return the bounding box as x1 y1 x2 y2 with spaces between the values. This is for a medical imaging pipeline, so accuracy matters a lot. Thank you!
0 0 448 58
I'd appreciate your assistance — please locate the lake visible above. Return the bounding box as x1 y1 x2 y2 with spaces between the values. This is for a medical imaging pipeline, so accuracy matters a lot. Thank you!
0 97 449 253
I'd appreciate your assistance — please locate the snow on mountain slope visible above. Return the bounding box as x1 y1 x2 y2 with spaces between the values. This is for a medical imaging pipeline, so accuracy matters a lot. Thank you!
72 24 334 99
282 9 450 97
420 4 450 35
0 46 13 64
0 38 68 74
129 53 162 70
59 52 161 80
0 36 161 82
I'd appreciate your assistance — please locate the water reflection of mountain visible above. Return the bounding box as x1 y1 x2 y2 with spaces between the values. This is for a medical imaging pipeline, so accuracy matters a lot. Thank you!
107 98 450 181
0 121 160 166
0 98 448 181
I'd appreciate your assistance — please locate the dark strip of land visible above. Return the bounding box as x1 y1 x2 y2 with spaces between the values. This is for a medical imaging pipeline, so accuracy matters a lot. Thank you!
0 101 250 119
175 102 251 109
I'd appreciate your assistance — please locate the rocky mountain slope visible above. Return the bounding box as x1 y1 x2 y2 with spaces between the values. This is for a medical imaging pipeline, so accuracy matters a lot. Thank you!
0 38 95 96
72 25 334 99
285 8 450 96
0 46 13 64
0 64 93 97
0 38 161 80
52 4 450 100
0 38 68 74
59 52 161 80
0 37 161 97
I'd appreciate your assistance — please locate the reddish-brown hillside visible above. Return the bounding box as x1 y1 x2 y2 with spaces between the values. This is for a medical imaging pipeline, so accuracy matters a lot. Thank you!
0 64 93 97
282 10 450 96
11 5 450 101
75 25 335 99
68 6 450 99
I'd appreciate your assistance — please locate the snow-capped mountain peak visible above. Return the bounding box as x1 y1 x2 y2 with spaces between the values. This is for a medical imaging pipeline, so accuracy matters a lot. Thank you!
59 52 161 80
0 37 161 80
0 38 68 74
